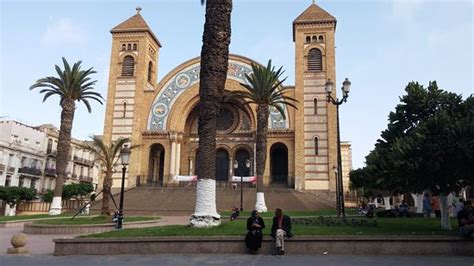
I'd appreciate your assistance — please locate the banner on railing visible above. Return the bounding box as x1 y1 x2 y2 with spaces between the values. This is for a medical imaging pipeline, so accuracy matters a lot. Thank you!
173 175 198 182
231 176 256 183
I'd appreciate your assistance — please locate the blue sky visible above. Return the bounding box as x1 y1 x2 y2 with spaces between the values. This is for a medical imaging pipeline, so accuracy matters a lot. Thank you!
0 0 472 169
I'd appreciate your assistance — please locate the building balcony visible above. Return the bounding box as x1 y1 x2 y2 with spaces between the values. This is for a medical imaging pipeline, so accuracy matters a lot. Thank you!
44 167 56 177
7 166 15 173
72 173 78 179
47 150 57 157
73 156 93 166
18 166 42 176
0 164 5 172
79 175 93 183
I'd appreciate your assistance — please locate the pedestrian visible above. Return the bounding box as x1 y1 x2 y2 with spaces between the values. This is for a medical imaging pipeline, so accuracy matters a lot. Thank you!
245 210 265 254
431 194 441 218
271 208 293 255
458 200 474 238
422 192 432 218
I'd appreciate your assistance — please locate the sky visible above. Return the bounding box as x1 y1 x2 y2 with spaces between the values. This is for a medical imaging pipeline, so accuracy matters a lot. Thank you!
0 0 472 169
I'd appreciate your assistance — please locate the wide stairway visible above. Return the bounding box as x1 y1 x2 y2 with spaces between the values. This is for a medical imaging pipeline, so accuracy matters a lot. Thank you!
90 187 335 215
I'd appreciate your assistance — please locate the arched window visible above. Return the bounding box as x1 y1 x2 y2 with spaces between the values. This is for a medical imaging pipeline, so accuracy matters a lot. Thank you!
314 137 319 155
312 36 317 42
133 44 137 50
121 56 135 77
307 48 322 72
318 35 324 43
121 44 126 51
127 44 132 50
313 98 318 114
147 61 153 82
306 36 311 43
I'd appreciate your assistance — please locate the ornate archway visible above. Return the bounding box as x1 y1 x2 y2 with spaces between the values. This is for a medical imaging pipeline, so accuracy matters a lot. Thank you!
148 143 165 186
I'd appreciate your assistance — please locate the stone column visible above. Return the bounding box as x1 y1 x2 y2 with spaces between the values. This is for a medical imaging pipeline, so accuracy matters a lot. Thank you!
175 134 183 176
169 132 177 178
188 156 193 175
229 157 234 180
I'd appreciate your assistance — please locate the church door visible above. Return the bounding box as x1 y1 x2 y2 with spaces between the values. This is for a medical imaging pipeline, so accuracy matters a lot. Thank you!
271 143 288 184
148 144 165 186
215 149 229 181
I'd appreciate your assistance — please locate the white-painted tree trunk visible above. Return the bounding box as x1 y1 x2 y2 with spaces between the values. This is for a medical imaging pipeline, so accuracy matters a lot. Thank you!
372 198 379 208
190 179 221 228
255 192 268 213
416 194 424 213
5 204 16 216
383 196 391 210
49 196 62 215
439 194 451 230
411 193 418 209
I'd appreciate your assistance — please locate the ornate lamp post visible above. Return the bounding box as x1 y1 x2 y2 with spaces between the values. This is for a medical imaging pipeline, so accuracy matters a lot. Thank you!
325 78 351 218
117 144 131 229
234 159 251 212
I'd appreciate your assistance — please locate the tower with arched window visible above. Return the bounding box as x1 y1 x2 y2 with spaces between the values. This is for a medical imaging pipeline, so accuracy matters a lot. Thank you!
293 3 338 192
103 7 161 187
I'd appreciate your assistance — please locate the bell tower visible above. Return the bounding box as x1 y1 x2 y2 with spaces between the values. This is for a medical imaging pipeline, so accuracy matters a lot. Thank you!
293 2 337 191
103 7 161 187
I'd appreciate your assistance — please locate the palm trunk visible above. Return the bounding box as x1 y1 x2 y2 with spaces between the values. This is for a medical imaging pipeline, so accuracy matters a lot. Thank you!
190 0 232 228
255 104 269 212
101 170 113 215
49 99 75 215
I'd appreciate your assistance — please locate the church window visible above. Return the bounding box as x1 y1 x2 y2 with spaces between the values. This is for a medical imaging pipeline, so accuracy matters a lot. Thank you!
217 107 235 132
148 61 153 82
127 44 132 50
318 35 324 43
122 101 127 118
121 44 126 51
312 36 317 42
308 48 322 72
306 36 311 43
133 44 137 50
121 56 135 77
314 137 319 155
314 98 318 114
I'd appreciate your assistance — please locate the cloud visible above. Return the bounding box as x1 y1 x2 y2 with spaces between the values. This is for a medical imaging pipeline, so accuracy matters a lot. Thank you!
41 18 86 46
391 0 425 21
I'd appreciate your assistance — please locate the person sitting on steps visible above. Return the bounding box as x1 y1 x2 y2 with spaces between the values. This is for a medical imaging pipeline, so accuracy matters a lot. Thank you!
271 208 293 255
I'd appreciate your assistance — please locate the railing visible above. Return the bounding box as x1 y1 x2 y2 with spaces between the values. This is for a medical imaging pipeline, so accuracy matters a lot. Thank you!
18 166 42 176
7 166 15 173
17 199 86 214
72 173 78 179
47 150 57 157
135 175 256 188
0 164 5 171
73 156 93 166
79 175 93 183
44 167 56 176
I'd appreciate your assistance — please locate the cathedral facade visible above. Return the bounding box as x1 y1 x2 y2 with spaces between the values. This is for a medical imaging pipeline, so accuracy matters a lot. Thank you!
102 3 351 192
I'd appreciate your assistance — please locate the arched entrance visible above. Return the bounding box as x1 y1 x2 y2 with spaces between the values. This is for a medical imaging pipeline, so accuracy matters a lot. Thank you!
234 149 250 177
270 143 288 184
215 149 229 181
148 144 165 186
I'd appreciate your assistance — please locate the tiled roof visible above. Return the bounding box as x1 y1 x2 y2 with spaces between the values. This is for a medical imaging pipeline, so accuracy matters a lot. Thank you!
293 3 336 24
111 10 162 47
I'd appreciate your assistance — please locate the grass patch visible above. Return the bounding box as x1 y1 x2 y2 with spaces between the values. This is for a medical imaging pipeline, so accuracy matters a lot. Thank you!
34 215 159 225
83 217 457 238
0 213 76 222
220 208 359 218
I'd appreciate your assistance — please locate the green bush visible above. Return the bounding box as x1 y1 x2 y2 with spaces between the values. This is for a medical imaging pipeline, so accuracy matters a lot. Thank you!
0 187 36 206
42 183 94 202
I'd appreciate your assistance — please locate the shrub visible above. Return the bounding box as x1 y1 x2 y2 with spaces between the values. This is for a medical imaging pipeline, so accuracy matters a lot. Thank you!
0 186 36 206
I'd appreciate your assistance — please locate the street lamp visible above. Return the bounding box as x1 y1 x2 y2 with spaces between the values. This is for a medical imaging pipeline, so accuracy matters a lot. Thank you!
234 158 251 212
325 78 351 218
117 144 131 229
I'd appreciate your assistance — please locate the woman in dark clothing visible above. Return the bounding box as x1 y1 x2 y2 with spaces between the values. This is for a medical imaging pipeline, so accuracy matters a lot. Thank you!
245 210 265 254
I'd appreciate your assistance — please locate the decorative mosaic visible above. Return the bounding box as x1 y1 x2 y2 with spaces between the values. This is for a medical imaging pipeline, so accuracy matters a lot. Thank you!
147 59 288 130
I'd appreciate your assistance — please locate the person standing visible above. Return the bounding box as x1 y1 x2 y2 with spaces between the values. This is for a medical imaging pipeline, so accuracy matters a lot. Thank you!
431 194 441 218
422 192 432 218
271 208 293 255
245 210 265 254
458 200 474 238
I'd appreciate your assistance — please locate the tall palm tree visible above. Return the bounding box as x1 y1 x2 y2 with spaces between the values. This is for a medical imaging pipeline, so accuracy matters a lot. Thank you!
30 58 103 215
190 0 233 228
83 136 129 215
232 60 297 212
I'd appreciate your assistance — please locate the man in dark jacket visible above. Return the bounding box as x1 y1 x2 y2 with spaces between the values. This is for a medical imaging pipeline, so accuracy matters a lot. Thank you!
271 208 292 255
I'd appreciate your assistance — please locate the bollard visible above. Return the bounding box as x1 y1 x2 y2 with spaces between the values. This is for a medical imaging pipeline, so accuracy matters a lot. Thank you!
7 233 29 254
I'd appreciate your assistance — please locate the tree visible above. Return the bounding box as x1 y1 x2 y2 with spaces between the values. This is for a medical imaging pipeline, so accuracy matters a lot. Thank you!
30 58 103 215
43 183 94 202
229 60 297 212
351 81 473 229
83 136 130 214
190 0 233 228
0 187 36 207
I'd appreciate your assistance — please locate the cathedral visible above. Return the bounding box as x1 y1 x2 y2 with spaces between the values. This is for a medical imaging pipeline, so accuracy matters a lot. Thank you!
102 3 352 192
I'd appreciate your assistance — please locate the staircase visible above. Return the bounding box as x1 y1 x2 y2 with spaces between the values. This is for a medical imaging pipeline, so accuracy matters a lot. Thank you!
91 187 335 215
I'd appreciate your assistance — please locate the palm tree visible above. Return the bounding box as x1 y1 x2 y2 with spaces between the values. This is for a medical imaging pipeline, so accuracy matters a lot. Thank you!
30 58 103 215
232 60 297 212
190 0 233 228
83 136 129 215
